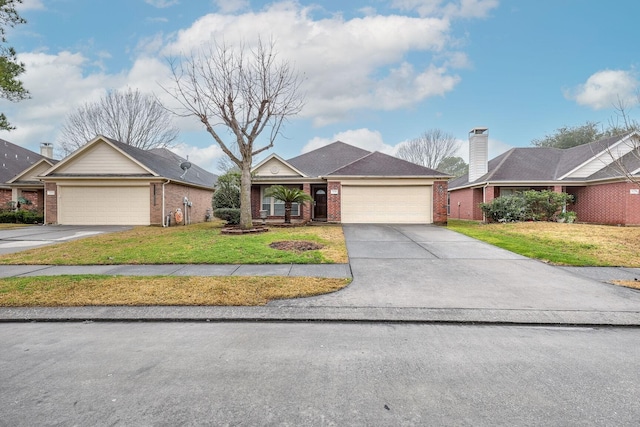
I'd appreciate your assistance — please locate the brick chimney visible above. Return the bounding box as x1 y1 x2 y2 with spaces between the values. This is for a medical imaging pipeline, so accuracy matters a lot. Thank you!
468 127 488 182
40 142 53 159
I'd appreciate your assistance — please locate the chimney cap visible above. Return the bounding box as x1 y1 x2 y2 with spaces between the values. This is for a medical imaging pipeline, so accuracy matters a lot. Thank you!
469 127 488 135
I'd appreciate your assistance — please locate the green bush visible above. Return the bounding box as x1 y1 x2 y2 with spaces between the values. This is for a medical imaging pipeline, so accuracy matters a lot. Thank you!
480 190 574 223
213 208 240 225
0 210 44 224
480 195 527 222
212 171 241 210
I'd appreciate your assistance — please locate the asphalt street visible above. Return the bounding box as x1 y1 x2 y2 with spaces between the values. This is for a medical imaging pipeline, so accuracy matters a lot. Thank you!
1 322 639 426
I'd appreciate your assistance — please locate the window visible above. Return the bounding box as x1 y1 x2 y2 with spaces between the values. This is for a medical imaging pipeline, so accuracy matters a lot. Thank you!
261 191 300 216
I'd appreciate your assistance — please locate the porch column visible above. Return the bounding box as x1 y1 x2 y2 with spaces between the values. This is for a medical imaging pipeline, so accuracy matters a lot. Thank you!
302 183 312 222
553 185 563 193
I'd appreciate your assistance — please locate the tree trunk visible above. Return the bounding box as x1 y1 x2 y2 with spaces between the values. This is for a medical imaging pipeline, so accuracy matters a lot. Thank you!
239 159 253 229
284 202 292 224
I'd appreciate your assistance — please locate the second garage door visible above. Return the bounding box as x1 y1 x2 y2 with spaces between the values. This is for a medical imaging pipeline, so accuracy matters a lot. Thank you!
58 185 150 225
341 185 432 224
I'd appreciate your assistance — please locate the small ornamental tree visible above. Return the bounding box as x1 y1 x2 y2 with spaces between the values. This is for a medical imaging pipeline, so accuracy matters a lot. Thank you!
212 171 241 224
264 185 312 224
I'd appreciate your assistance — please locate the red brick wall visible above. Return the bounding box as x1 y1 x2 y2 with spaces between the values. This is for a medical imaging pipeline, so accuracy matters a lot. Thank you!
44 182 57 224
302 182 312 221
432 180 448 225
20 190 43 213
250 184 306 220
163 183 214 226
0 189 11 209
327 181 341 222
567 182 640 226
448 187 484 220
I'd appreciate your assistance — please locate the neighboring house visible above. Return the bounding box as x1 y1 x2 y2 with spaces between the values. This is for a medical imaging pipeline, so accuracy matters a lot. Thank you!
1 139 56 212
251 141 450 224
39 135 217 226
449 128 640 226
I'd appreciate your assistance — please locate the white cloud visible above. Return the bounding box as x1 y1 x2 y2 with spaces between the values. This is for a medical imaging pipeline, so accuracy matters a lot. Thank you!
16 0 45 11
162 3 462 126
171 142 226 173
391 0 499 18
145 0 179 8
565 69 639 110
301 128 394 154
213 0 249 14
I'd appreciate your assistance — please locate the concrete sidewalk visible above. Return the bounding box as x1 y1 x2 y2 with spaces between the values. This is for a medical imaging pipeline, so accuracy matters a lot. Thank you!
0 263 351 279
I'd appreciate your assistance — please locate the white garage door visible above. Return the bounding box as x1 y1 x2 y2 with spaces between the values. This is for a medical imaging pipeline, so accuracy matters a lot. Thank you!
341 185 432 224
58 186 150 225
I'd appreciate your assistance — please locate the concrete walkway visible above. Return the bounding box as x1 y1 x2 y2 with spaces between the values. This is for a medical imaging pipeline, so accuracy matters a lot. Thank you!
1 224 639 325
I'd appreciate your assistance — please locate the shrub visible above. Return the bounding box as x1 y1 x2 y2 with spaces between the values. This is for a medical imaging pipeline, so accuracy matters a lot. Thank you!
480 190 574 223
214 208 240 225
480 194 527 222
212 171 241 210
0 210 44 224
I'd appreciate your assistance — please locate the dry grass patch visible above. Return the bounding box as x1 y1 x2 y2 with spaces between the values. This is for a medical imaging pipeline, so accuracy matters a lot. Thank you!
448 220 640 267
0 275 351 307
612 280 640 290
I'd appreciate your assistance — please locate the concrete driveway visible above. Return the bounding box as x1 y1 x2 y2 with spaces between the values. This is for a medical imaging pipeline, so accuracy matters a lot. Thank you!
270 224 640 315
0 225 132 255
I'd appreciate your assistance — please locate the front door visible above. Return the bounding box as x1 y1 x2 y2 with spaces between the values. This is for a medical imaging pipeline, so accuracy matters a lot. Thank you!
313 186 327 220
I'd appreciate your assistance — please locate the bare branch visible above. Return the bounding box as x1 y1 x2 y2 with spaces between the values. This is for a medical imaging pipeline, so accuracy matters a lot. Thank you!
57 88 179 155
396 129 460 169
159 37 305 229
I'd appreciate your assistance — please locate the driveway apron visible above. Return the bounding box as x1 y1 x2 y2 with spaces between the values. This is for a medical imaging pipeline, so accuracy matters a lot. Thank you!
269 224 640 312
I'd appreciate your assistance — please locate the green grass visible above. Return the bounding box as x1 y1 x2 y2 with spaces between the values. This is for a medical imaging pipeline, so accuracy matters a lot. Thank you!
0 222 348 265
447 219 639 267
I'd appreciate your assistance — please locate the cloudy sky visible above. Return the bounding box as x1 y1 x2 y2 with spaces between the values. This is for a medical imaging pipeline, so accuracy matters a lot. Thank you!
2 0 639 172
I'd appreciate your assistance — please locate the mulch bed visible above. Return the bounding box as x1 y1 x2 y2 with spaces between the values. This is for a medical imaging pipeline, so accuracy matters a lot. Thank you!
221 226 269 235
269 241 324 252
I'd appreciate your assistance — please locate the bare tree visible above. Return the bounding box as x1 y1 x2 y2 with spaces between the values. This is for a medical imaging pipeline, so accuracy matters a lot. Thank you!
603 93 640 188
162 38 304 229
58 88 179 155
396 129 460 169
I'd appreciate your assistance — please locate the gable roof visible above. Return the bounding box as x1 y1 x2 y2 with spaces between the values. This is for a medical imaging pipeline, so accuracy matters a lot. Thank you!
43 136 217 188
287 141 372 176
7 158 57 185
0 138 47 185
328 151 448 177
449 132 639 189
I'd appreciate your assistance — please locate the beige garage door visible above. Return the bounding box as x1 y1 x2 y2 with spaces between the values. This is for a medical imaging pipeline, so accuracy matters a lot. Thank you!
58 186 150 225
341 185 432 224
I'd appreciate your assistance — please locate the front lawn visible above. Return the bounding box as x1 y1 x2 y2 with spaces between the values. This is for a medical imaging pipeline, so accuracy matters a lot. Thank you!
0 222 348 265
447 219 640 267
0 275 351 306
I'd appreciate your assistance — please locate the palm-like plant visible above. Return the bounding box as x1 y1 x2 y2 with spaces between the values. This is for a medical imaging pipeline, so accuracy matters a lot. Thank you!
264 185 313 224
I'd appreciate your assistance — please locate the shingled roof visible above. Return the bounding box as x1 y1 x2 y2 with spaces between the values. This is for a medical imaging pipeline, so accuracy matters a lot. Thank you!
285 141 446 177
449 132 638 189
0 139 46 185
44 136 217 188
287 141 371 176
328 151 447 177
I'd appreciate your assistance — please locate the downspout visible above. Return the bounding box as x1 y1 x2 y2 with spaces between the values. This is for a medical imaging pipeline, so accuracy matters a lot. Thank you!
162 179 170 227
482 182 490 223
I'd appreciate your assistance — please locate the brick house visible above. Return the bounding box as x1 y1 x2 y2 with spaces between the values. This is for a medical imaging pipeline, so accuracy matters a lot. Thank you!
39 135 217 226
448 128 640 226
1 140 56 213
251 141 450 224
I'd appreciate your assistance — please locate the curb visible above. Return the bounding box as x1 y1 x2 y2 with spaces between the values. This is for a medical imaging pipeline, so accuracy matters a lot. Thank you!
2 306 640 326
